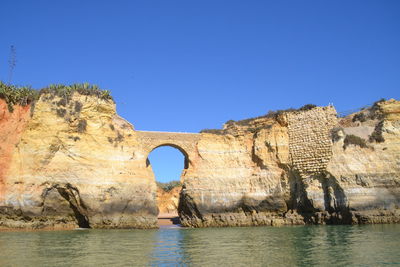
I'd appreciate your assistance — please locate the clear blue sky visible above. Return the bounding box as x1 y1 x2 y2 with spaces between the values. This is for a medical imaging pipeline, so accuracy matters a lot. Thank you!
1 1 399 182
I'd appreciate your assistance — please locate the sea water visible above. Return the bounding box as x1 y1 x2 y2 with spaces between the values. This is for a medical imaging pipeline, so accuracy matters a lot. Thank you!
0 224 399 266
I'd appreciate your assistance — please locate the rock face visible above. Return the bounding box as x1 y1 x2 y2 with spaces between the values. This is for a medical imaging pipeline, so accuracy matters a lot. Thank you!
179 101 400 227
0 94 158 229
157 186 181 215
1 90 399 229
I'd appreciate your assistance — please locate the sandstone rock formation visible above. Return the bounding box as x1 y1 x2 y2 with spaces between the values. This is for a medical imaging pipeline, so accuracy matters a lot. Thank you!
157 186 181 214
1 84 399 229
179 100 400 227
0 92 158 229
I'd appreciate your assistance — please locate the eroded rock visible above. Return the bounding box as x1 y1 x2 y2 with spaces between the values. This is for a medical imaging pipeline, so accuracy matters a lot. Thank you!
179 100 400 227
1 93 399 229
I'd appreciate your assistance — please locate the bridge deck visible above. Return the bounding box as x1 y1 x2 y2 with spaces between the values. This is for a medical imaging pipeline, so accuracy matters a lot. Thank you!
135 130 201 142
135 130 201 157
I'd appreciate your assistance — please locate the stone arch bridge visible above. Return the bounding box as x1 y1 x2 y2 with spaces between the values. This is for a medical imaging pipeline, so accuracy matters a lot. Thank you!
135 131 201 169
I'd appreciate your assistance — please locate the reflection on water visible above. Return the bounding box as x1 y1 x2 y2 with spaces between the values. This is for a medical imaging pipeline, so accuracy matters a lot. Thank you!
0 224 399 266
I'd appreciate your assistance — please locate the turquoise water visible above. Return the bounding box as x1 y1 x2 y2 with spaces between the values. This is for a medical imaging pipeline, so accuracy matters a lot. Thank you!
0 224 399 266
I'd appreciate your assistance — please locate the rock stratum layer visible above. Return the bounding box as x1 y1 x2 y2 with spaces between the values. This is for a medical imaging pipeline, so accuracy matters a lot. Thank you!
0 91 399 229
0 94 158 229
180 100 400 227
157 186 181 215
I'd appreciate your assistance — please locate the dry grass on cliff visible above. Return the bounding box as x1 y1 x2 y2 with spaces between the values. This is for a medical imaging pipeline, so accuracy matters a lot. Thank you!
0 81 113 113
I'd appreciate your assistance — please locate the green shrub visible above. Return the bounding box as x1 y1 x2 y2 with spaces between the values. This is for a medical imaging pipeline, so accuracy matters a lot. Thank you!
77 119 87 133
57 98 67 107
298 104 317 111
369 121 385 143
352 113 367 122
41 83 113 103
331 127 344 142
369 132 385 143
368 98 387 120
0 81 114 113
157 180 182 192
372 98 386 107
74 101 82 113
0 81 39 112
343 134 368 149
56 108 67 117
109 124 115 131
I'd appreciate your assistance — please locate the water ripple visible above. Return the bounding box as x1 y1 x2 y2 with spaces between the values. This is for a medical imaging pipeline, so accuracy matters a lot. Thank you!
0 225 399 266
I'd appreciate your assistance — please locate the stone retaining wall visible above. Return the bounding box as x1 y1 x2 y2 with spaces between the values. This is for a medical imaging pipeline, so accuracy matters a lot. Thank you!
287 106 337 177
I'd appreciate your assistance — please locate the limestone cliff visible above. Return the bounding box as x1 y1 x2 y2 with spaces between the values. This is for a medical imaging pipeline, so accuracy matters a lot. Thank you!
179 101 400 227
1 84 399 229
0 90 157 229
157 186 181 215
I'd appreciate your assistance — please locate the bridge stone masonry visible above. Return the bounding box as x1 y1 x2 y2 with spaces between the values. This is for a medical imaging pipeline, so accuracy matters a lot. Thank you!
135 130 201 170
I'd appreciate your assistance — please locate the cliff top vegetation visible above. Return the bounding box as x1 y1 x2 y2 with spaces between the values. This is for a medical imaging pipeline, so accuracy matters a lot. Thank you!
0 81 113 112
230 104 318 126
157 180 182 192
200 104 317 134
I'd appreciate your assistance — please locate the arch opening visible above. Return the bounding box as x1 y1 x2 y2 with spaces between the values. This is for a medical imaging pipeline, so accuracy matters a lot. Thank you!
147 143 189 170
147 145 187 227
